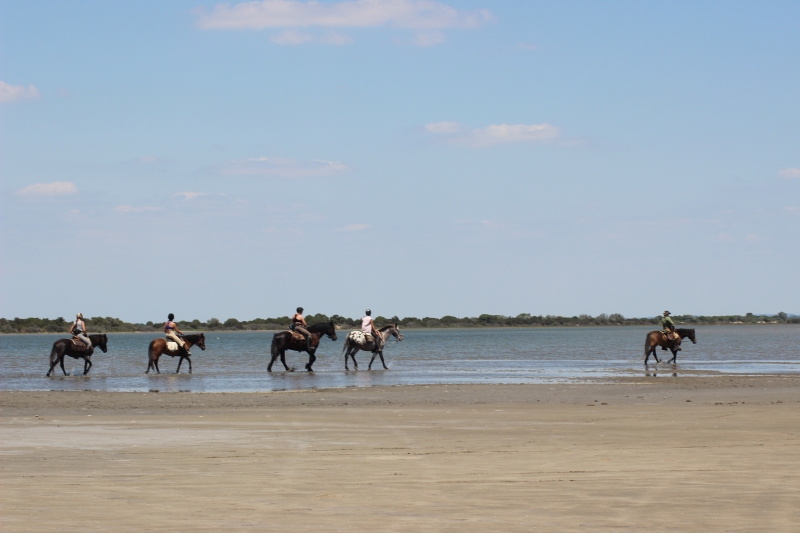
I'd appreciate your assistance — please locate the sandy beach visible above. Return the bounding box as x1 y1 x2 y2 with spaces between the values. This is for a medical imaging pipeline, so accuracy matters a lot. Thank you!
2 376 799 532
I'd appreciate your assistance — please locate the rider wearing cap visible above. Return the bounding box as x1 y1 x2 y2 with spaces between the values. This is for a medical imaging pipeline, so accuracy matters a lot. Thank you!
661 310 680 351
291 307 313 351
165 313 191 356
69 313 91 350
361 309 384 351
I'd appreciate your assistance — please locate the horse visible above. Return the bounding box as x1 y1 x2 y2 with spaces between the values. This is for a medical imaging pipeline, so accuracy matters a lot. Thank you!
47 334 108 376
644 328 697 364
146 333 206 374
342 322 403 370
268 320 337 372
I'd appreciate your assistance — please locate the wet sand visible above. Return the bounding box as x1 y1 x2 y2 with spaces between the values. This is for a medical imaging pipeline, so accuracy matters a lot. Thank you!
2 376 799 532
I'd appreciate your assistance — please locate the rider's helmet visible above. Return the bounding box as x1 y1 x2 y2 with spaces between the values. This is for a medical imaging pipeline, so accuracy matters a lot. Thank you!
76 312 83 319
168 313 175 320
663 310 671 316
297 307 304 313
365 309 371 316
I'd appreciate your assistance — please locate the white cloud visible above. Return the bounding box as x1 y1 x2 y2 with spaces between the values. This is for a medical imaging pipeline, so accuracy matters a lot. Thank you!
340 223 370 231
173 191 208 200
0 81 40 103
424 121 463 133
426 122 562 147
114 205 164 214
16 181 78 197
196 0 492 30
778 168 800 179
270 29 353 45
212 157 350 178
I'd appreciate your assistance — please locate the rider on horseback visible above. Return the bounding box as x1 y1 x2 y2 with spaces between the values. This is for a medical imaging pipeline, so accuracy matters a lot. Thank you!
165 313 191 356
69 313 91 351
661 311 680 351
291 307 313 351
362 309 384 351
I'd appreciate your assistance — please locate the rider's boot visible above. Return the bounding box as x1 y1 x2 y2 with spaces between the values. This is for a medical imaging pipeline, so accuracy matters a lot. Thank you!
306 337 314 352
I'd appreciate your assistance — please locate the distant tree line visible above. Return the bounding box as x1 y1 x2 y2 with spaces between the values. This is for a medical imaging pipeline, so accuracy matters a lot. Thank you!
1 312 797 334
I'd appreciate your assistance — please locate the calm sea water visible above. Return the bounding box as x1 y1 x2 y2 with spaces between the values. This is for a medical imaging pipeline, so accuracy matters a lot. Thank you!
1 326 798 392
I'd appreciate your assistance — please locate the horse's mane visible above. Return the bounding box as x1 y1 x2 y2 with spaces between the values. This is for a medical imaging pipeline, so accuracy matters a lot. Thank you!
676 328 695 333
307 322 332 332
379 324 397 332
182 333 204 342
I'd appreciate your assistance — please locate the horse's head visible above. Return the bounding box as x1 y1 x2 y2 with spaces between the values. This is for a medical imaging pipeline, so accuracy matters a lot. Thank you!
96 334 109 353
392 324 403 342
196 333 206 350
687 329 697 344
327 320 338 342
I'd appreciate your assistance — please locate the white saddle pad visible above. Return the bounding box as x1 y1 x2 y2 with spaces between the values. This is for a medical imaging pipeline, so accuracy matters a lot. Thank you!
347 331 372 345
166 341 179 351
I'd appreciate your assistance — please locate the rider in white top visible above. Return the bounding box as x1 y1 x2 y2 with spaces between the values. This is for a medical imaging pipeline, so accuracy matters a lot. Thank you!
361 309 384 350
69 313 91 350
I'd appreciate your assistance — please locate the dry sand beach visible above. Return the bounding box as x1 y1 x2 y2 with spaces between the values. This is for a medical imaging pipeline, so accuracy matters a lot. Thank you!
2 376 799 532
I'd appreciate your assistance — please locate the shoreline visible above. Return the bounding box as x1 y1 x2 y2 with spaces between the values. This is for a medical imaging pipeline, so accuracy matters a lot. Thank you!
3 323 799 335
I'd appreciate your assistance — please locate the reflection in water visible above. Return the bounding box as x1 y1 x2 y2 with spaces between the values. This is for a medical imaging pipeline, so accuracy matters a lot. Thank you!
0 325 798 392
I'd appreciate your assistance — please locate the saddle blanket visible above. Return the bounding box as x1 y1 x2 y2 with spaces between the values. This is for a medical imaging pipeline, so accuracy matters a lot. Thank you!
166 341 179 351
71 338 90 351
347 331 374 345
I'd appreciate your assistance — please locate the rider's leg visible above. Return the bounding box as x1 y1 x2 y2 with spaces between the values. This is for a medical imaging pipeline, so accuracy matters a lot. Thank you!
295 326 313 350
77 332 91 351
167 331 191 356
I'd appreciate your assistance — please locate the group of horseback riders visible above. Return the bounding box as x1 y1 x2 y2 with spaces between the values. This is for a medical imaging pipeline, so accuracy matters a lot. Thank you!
290 307 384 351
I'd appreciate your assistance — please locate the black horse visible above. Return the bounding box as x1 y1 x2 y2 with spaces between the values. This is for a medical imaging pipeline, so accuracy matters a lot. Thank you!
644 328 697 364
47 334 109 376
268 320 337 372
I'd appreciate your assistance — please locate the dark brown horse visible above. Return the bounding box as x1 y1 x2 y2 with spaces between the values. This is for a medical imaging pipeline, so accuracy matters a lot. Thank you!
146 333 206 374
47 334 108 376
644 328 697 364
342 322 403 370
268 320 337 372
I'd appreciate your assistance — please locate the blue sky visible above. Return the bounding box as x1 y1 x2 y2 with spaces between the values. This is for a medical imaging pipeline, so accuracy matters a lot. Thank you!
1 0 798 322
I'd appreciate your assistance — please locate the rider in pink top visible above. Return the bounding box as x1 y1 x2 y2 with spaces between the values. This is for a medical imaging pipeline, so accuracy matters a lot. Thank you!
361 309 384 350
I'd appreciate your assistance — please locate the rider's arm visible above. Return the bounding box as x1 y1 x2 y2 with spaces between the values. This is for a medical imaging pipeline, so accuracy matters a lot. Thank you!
69 322 75 334
174 324 184 335
300 316 308 327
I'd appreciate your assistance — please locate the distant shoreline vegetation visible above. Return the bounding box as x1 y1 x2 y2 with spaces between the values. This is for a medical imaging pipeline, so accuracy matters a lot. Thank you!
1 313 797 334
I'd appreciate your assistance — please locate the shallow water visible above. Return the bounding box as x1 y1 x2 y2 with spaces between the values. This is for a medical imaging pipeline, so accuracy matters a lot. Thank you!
1 326 798 392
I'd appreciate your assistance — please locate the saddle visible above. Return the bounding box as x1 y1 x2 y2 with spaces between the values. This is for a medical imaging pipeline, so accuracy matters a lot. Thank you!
165 341 180 352
71 337 90 352
348 331 377 346
289 331 306 343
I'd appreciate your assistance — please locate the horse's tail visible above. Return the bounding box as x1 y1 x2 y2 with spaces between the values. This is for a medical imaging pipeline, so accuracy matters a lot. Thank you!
148 340 156 361
644 333 652 356
50 340 61 365
271 334 280 359
341 334 349 355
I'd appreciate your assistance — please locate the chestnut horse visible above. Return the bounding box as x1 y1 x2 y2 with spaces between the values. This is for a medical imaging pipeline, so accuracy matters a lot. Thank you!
268 320 337 372
342 322 403 370
47 334 108 376
146 333 206 374
644 328 697 364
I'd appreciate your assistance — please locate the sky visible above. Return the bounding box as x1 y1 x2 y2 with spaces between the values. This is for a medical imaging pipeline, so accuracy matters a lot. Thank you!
1 0 798 323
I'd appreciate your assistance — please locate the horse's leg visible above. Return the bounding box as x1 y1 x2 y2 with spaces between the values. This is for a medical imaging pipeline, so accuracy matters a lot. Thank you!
344 345 350 370
352 350 359 371
60 356 68 376
47 354 59 377
306 351 316 372
187 357 192 374
280 350 289 371
83 357 92 375
176 356 183 374
154 356 161 374
368 350 378 370
379 352 388 370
